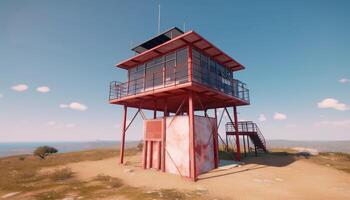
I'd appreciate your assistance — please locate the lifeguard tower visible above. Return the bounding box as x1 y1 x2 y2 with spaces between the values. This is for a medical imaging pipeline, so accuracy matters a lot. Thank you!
109 27 267 181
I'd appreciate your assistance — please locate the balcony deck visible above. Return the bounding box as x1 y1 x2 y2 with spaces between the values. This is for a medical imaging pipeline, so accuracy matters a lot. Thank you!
109 69 249 113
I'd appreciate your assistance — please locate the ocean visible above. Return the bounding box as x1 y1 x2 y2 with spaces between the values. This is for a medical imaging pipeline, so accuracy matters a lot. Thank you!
0 140 349 158
0 141 139 158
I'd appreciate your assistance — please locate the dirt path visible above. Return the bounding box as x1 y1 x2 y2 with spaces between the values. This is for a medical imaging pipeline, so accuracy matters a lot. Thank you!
65 152 350 200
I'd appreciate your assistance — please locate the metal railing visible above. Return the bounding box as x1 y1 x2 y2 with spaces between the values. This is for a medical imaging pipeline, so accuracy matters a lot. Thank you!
192 67 249 102
225 121 266 150
109 67 188 100
109 67 250 103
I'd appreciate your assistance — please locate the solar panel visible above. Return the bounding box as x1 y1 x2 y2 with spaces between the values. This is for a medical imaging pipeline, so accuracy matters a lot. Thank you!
132 27 184 54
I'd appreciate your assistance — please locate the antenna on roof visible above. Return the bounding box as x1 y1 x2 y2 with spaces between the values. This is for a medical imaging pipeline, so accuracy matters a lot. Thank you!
157 4 161 34
183 21 186 32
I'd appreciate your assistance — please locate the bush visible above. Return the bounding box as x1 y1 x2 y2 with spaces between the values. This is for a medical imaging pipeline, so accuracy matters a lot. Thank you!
136 140 143 151
49 167 73 181
34 146 58 159
18 156 26 161
94 174 123 188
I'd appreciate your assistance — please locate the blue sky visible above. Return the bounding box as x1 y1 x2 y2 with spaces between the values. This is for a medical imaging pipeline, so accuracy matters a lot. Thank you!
0 0 349 142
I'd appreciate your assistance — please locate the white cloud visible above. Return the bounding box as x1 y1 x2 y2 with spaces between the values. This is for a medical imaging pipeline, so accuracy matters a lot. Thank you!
59 104 68 108
315 119 350 128
0 93 3 98
69 102 88 111
36 86 50 93
47 121 56 126
273 112 287 120
59 102 87 111
339 78 350 83
258 114 266 122
317 98 349 111
11 84 28 92
65 123 76 128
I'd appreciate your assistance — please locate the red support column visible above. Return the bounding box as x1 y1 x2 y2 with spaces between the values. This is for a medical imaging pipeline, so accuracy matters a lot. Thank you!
119 105 128 164
233 106 241 161
153 100 157 119
213 108 219 168
161 99 168 172
157 140 161 170
149 141 153 168
188 92 197 181
143 141 148 169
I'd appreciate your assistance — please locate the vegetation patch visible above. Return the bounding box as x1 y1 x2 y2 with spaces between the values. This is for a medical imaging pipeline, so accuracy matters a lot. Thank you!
49 167 74 181
0 147 218 199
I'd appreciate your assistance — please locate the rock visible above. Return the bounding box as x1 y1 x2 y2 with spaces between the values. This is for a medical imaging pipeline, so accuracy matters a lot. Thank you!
62 197 75 200
158 192 163 197
196 187 208 192
123 168 134 173
275 178 283 182
292 147 319 156
124 161 131 166
2 192 21 199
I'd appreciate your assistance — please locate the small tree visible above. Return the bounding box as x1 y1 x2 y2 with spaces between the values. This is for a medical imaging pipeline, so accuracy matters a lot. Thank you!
34 146 58 159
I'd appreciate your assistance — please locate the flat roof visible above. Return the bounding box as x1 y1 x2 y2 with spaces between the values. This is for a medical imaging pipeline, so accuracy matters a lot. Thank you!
116 30 244 71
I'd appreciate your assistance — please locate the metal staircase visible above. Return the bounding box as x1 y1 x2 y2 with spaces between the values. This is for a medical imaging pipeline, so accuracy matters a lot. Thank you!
225 121 267 154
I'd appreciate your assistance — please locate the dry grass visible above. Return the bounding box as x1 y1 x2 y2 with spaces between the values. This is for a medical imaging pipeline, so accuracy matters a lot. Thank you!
309 152 350 173
49 167 74 181
0 148 126 191
0 147 213 200
2 147 347 200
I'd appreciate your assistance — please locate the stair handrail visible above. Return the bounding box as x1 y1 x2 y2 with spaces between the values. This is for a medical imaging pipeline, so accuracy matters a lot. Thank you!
225 121 267 151
254 124 266 150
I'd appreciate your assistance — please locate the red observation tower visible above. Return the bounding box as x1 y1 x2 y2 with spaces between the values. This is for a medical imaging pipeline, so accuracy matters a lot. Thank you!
109 27 267 181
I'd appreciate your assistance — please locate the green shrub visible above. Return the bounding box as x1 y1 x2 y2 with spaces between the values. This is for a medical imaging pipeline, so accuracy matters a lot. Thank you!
34 146 58 159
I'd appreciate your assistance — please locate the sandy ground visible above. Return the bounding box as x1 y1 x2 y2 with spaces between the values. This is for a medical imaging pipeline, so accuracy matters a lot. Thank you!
63 152 350 200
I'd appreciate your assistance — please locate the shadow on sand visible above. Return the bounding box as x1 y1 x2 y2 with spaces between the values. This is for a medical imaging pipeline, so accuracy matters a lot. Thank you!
198 150 308 180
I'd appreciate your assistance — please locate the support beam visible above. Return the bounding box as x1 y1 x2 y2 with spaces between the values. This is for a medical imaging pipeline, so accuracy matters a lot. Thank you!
247 136 250 154
188 92 197 181
125 108 140 132
214 108 219 168
255 144 257 157
149 141 153 168
243 135 247 157
119 105 128 164
161 99 168 172
226 134 228 152
233 106 241 161
143 141 148 169
153 100 157 119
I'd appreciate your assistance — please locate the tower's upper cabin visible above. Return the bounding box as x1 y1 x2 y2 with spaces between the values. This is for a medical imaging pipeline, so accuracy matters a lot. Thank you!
116 27 244 72
110 27 249 112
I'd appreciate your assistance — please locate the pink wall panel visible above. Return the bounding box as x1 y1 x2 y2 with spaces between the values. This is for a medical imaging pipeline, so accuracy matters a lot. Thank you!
165 116 190 177
194 116 216 176
144 115 217 177
145 141 160 169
